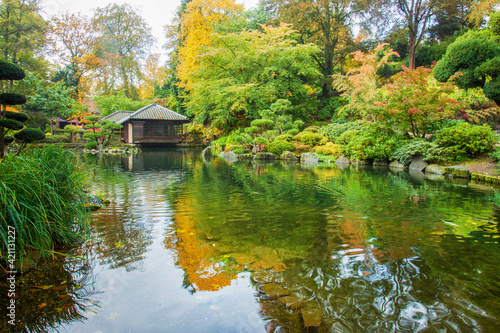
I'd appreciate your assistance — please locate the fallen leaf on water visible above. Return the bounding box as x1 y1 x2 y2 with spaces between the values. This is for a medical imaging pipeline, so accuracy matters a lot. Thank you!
37 303 47 309
114 241 125 248
57 294 71 299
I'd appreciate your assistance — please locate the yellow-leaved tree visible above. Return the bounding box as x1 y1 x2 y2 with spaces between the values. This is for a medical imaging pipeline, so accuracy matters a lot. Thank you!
177 0 243 90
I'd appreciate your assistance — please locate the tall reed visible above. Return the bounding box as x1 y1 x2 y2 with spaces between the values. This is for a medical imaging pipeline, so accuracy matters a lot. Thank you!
0 146 90 269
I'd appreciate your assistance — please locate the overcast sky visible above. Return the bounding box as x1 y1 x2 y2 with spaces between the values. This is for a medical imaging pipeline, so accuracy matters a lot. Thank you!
42 0 261 56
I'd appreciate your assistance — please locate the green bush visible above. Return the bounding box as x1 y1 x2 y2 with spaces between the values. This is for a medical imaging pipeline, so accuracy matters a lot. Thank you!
337 122 402 161
0 92 27 106
0 60 25 80
319 122 361 143
85 141 98 150
4 111 29 122
434 122 498 159
266 140 294 155
391 139 442 165
299 132 326 146
232 147 250 154
275 134 294 142
0 118 24 130
43 134 71 143
314 142 341 156
0 146 90 266
14 128 45 142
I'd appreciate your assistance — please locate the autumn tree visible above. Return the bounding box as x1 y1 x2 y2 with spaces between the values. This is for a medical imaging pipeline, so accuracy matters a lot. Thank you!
174 0 243 89
137 53 166 99
92 3 155 98
48 12 101 99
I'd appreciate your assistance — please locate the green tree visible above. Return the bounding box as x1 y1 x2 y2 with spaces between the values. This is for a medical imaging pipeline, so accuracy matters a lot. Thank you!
24 74 83 134
92 3 155 98
263 0 377 98
0 0 47 66
94 90 148 117
186 23 321 134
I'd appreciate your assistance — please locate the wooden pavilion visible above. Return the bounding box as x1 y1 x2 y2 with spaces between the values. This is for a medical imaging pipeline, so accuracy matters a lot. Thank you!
102 103 190 144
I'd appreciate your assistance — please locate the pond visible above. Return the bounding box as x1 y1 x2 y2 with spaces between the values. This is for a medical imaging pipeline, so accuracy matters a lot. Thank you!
2 148 500 332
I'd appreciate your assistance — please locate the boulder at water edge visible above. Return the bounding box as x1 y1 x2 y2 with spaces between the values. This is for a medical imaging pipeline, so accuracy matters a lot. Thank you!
409 155 428 171
425 164 446 175
444 166 471 178
254 152 278 160
389 160 408 169
335 156 350 164
300 152 319 163
280 151 299 161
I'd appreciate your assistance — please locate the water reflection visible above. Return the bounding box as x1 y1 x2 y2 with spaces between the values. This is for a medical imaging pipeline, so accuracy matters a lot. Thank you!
164 156 500 331
1 149 500 332
0 247 98 332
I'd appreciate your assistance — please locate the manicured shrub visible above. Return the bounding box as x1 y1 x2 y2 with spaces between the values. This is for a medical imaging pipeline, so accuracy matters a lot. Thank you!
266 139 294 155
319 122 361 143
0 118 24 130
275 133 294 142
4 111 29 122
314 142 341 156
14 128 45 143
0 92 27 106
434 122 498 158
299 132 327 146
0 60 25 80
44 134 72 144
337 122 402 161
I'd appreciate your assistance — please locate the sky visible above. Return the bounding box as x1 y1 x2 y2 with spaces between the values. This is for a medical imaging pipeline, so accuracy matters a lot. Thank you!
42 0 261 56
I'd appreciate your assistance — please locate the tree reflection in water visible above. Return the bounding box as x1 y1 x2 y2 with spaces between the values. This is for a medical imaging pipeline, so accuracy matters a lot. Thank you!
0 245 98 332
165 157 500 331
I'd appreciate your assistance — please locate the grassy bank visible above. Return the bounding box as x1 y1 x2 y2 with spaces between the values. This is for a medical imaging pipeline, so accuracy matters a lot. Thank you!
0 146 91 270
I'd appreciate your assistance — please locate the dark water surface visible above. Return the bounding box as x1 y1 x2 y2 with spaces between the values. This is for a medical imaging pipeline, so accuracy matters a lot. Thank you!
2 149 500 332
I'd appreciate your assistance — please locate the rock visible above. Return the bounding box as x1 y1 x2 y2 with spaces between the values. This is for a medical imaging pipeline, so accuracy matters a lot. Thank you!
201 146 212 158
252 271 274 284
280 151 299 161
254 152 278 160
444 166 471 179
409 155 428 171
219 151 238 160
237 153 253 160
352 159 371 166
261 283 289 299
389 160 408 169
425 164 446 175
335 156 350 165
301 308 322 328
278 296 302 309
301 153 319 163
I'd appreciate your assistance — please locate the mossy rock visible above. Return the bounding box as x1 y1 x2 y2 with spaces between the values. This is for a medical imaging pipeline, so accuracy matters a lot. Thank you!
280 150 299 160
389 160 408 169
425 164 446 175
444 166 471 179
301 308 322 328
254 152 277 160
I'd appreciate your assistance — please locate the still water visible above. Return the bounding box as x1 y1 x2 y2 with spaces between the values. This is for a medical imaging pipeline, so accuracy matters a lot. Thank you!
2 148 500 332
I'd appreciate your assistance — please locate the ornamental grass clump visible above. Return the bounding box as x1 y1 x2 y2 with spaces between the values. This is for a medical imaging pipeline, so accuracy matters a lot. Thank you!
0 146 90 268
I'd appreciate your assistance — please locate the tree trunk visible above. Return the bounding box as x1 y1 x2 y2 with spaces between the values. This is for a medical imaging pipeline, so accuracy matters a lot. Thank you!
408 31 417 70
